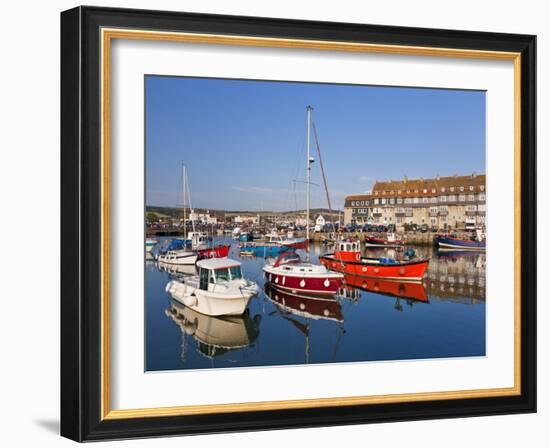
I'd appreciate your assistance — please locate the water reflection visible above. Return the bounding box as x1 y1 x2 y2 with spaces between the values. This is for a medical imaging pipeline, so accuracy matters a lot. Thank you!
146 237 486 370
342 275 428 303
166 300 261 360
264 283 344 323
264 284 345 364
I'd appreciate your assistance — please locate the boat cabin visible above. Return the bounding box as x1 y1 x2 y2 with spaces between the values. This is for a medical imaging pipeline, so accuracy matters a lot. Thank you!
334 239 362 262
265 233 287 244
189 231 211 249
197 258 243 290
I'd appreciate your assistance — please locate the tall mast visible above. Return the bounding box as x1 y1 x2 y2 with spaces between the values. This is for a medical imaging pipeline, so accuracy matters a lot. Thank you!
182 163 187 240
306 105 313 244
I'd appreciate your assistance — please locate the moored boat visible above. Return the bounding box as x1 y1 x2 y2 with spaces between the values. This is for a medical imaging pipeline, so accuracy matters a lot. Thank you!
263 252 344 296
238 232 254 242
158 248 198 265
239 243 294 257
364 232 404 248
197 244 231 259
145 238 158 252
434 234 486 251
165 258 259 316
320 239 429 282
242 232 307 253
152 238 186 260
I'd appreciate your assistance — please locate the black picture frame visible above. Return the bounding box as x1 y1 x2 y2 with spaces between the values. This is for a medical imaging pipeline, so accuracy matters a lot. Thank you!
61 5 536 442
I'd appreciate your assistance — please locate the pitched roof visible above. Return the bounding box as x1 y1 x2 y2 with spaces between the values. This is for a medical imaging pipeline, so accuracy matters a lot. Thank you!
345 174 486 203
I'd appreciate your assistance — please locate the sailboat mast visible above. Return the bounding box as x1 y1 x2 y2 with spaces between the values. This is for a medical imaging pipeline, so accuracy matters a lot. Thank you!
306 105 313 243
182 163 186 240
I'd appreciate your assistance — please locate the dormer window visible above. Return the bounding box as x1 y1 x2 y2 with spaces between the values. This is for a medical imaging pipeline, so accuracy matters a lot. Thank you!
460 186 465 192
450 187 455 192
441 187 446 193
469 186 474 191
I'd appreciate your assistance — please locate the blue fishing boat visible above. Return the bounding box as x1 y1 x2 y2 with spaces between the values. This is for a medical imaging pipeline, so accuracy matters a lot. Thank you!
434 234 486 251
239 243 295 257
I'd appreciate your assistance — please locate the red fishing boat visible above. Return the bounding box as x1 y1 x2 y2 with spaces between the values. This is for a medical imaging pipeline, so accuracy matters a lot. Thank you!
342 274 428 302
320 239 429 282
263 252 344 295
364 233 404 248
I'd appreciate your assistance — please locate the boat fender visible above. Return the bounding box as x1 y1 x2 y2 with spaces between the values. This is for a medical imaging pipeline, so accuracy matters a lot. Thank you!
356 253 360 261
182 294 197 307
404 249 416 259
165 281 173 293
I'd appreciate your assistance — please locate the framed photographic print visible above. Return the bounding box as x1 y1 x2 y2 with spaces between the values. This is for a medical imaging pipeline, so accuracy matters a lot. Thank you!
60 6 536 441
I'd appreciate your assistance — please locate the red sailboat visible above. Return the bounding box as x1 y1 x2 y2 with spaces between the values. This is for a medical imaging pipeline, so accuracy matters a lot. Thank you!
263 252 344 296
320 239 429 282
263 105 344 295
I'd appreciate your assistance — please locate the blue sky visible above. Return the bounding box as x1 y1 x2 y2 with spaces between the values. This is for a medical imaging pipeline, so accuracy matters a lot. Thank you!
145 76 485 211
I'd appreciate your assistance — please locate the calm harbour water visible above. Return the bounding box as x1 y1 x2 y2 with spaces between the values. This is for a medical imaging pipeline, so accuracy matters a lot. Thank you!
145 237 485 371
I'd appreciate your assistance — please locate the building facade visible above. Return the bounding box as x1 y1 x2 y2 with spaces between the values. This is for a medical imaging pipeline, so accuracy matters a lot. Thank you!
344 173 486 230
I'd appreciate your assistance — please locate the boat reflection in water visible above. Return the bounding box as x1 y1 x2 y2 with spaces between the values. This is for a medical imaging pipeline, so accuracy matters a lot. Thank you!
165 300 261 360
264 283 343 323
264 283 344 364
342 275 428 303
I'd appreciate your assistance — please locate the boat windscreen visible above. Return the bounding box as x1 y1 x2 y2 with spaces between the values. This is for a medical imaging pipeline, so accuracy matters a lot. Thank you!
215 268 231 282
230 265 242 279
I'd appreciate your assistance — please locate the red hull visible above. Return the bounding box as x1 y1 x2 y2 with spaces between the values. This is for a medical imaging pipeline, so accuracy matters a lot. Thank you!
343 274 428 302
320 254 429 281
197 244 230 259
265 284 343 322
263 270 343 295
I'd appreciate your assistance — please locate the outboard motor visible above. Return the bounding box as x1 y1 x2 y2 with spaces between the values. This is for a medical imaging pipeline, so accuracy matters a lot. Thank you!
404 248 416 260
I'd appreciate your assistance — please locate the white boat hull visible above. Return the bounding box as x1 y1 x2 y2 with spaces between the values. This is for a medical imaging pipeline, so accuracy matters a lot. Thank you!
158 251 198 265
165 280 259 316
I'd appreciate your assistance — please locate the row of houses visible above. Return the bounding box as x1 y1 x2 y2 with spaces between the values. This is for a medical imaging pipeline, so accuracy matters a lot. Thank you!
343 173 486 229
225 210 338 227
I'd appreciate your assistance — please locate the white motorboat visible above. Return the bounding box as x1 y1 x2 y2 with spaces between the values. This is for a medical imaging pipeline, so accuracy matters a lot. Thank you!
165 258 259 316
157 249 198 265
